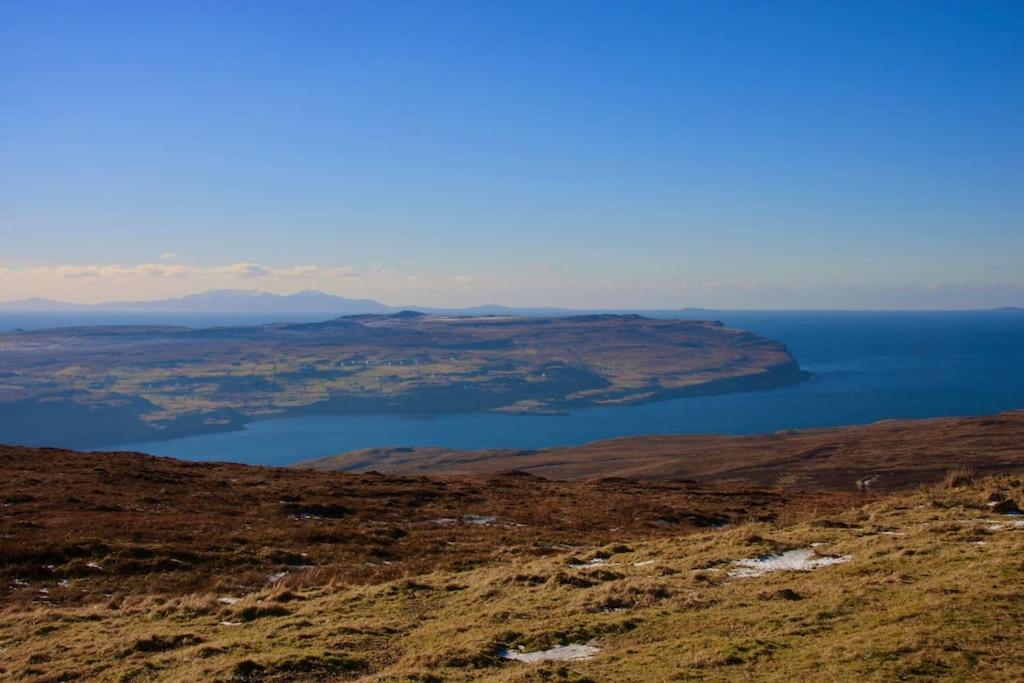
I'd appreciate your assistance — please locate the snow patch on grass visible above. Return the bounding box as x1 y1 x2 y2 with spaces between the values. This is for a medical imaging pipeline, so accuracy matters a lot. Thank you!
500 643 601 663
729 548 851 578
464 514 497 525
569 557 609 567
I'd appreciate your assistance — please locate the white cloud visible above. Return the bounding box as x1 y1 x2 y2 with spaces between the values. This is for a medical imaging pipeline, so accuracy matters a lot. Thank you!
7 261 370 283
323 266 363 278
0 260 375 303
210 262 272 278
44 263 197 279
269 265 362 278
159 252 177 261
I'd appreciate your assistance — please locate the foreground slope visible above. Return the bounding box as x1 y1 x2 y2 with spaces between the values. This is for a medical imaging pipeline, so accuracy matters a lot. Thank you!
302 411 1024 490
0 314 804 447
1 445 1022 680
0 446 848 608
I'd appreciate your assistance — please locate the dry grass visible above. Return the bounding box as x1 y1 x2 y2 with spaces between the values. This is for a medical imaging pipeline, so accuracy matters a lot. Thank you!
302 411 1024 491
942 466 976 488
2 450 1023 680
0 446 854 610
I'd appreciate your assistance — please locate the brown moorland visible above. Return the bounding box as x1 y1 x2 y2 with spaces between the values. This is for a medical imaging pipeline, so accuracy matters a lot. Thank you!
0 444 851 612
2 441 1024 680
300 411 1024 490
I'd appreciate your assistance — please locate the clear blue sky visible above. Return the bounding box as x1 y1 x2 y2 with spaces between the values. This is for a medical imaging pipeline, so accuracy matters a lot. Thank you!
1 0 1021 308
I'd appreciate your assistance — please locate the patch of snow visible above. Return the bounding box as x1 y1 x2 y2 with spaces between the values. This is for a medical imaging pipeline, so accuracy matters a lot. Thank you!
218 596 240 605
633 560 656 567
432 518 457 526
500 643 601 663
729 548 852 578
464 515 497 525
267 571 288 583
569 557 608 567
85 562 103 570
219 621 242 627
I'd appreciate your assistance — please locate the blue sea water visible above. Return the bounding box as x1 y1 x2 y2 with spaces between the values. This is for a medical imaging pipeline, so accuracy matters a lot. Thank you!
82 310 1024 466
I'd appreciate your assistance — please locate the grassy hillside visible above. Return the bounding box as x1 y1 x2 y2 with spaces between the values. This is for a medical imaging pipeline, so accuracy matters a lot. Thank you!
0 446 849 609
2 446 1023 680
301 411 1024 490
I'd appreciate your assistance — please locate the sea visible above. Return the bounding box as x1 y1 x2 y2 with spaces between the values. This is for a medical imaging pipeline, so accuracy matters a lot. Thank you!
3 310 1023 467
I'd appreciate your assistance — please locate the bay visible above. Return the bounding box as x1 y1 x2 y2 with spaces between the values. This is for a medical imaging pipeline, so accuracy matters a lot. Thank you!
98 311 1024 466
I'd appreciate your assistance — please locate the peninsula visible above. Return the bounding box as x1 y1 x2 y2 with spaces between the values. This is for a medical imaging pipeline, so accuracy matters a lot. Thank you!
0 314 806 447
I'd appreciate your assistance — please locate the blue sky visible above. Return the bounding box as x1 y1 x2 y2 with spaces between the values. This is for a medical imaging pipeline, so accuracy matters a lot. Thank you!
1 0 1022 308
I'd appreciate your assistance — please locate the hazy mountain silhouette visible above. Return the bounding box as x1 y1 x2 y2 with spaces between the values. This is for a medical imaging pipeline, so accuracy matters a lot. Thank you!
0 289 391 314
0 289 723 318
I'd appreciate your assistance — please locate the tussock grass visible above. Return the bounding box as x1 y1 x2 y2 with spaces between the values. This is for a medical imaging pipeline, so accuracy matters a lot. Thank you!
942 466 976 489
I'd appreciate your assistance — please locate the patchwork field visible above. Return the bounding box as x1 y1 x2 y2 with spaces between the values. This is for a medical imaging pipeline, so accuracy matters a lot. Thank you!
0 314 804 447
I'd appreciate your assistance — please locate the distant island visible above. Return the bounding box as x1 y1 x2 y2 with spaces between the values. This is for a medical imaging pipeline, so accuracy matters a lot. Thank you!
0 288 717 319
0 313 806 447
3 289 1019 321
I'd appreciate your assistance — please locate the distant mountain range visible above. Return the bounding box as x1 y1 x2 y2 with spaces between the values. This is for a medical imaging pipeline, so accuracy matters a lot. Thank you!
0 289 719 318
2 289 1020 317
0 290 391 314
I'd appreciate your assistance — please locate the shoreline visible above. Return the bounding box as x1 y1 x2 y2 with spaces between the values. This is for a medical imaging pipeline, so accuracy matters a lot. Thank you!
88 360 811 450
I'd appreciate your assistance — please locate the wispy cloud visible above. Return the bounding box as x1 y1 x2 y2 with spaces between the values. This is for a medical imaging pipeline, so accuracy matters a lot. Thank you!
209 262 272 278
0 261 497 305
24 262 364 281
158 252 177 262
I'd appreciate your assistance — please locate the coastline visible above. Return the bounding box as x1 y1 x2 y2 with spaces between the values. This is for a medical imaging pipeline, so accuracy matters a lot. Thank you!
0 361 811 451
84 360 811 449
